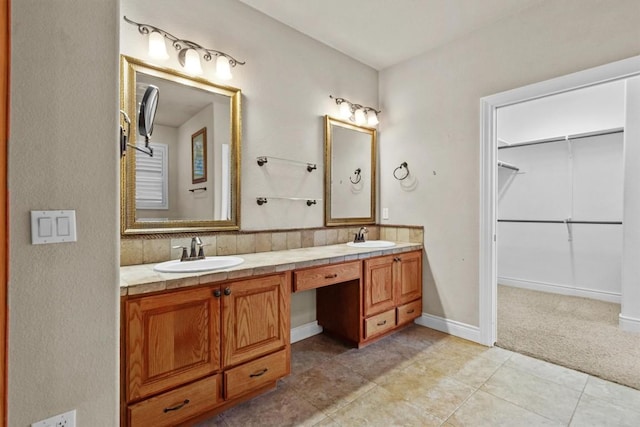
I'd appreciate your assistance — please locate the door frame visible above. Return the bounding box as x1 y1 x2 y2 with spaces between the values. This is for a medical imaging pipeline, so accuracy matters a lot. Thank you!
1 0 8 424
479 55 640 346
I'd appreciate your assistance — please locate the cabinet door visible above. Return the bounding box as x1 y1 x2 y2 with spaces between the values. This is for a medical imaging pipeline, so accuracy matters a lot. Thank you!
363 256 395 317
395 251 422 305
222 273 290 368
126 287 221 402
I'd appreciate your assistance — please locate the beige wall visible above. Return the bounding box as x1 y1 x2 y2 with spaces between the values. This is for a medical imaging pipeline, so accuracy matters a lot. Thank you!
379 0 640 326
9 0 120 425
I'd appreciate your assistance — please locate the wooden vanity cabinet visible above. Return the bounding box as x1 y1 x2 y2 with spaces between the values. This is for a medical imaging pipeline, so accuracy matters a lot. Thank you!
122 273 290 427
362 251 422 341
125 286 221 403
311 250 423 347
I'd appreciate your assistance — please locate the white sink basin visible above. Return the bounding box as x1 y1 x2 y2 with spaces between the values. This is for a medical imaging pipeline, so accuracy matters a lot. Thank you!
346 240 396 249
154 256 244 273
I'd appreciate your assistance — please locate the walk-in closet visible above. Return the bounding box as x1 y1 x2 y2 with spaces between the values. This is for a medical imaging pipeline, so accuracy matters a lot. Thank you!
495 79 640 389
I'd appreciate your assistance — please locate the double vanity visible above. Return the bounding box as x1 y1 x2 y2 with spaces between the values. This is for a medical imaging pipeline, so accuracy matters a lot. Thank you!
118 51 421 426
120 241 423 426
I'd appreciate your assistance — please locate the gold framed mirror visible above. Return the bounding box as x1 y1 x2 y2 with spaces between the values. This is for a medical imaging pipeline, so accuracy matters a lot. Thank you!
120 55 241 235
324 115 376 226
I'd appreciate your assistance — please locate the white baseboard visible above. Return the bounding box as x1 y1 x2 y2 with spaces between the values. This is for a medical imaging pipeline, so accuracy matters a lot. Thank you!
290 321 323 344
415 313 481 344
498 276 621 304
619 314 640 333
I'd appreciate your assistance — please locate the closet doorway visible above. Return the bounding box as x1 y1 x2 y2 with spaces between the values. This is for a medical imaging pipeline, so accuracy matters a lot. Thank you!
494 81 640 388
479 56 640 390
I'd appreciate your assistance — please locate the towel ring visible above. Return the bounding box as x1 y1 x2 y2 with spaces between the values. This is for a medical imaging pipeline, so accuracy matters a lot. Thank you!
393 162 410 180
350 168 362 184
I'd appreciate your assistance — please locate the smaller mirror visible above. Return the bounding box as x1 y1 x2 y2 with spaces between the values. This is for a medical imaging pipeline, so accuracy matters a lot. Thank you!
138 85 159 145
324 115 376 226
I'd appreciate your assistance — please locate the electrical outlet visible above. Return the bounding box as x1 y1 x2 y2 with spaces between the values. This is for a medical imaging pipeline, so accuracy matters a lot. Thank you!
31 409 76 427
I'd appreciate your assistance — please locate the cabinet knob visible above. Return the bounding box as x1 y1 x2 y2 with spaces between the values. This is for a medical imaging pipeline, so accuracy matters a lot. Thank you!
163 399 190 413
224 287 232 296
213 289 221 298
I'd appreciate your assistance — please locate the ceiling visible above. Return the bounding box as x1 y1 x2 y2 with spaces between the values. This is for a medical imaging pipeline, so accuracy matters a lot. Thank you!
238 0 541 70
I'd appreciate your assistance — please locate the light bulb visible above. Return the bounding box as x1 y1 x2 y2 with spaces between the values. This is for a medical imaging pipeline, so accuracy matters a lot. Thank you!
354 109 366 125
367 111 379 126
182 49 203 74
216 56 232 80
339 102 351 119
148 31 169 60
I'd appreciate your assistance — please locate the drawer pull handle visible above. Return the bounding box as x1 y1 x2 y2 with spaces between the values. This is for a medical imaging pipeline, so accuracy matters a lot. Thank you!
163 399 190 413
250 368 268 378
376 320 387 326
406 309 415 314
324 273 338 279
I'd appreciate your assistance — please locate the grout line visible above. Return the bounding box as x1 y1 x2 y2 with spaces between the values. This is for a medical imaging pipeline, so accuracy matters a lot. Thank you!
567 377 590 426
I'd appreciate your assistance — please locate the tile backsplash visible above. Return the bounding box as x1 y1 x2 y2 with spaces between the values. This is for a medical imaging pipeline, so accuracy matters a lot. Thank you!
120 225 424 266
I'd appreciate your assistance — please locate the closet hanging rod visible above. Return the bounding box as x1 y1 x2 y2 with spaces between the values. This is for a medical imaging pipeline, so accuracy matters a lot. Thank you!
497 161 519 171
498 219 622 225
498 127 623 150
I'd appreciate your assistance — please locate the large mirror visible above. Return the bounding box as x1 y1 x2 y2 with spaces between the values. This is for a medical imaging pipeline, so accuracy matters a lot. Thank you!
324 116 376 226
120 56 241 235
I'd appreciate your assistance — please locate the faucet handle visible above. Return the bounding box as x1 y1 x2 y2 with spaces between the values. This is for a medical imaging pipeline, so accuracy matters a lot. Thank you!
197 243 211 259
172 245 188 261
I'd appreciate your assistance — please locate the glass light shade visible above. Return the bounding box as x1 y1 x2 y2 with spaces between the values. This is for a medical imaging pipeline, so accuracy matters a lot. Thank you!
183 49 203 75
354 108 366 125
339 102 351 119
216 56 233 80
148 31 169 60
367 111 379 126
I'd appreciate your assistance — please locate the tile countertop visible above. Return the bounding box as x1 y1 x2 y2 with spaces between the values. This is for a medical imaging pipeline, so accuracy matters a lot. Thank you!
120 242 423 297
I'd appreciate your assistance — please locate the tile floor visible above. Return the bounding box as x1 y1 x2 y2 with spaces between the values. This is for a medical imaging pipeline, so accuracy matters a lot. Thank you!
196 325 640 426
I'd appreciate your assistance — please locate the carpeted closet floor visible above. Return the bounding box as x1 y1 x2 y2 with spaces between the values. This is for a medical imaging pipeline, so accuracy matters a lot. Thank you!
497 285 640 390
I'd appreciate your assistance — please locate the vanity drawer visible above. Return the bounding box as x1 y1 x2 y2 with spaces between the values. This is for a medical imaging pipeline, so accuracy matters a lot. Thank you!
293 261 361 292
224 349 288 400
364 309 396 339
397 299 421 325
128 374 221 427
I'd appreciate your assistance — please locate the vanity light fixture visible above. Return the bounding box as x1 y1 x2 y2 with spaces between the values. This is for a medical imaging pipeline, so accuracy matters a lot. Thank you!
148 31 169 60
124 16 245 79
330 95 380 127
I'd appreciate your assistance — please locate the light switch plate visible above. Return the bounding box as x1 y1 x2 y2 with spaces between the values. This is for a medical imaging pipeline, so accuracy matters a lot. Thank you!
31 210 77 245
382 207 389 220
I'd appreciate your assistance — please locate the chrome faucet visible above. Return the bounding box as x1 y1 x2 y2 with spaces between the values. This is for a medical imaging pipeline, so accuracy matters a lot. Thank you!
190 236 203 258
354 227 368 243
173 236 205 262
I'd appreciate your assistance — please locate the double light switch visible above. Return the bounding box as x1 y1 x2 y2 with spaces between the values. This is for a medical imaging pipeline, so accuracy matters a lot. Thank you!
30 210 77 245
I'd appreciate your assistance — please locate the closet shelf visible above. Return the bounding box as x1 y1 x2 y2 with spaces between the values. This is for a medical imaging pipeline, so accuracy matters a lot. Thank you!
256 156 317 172
256 196 321 207
498 127 623 150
